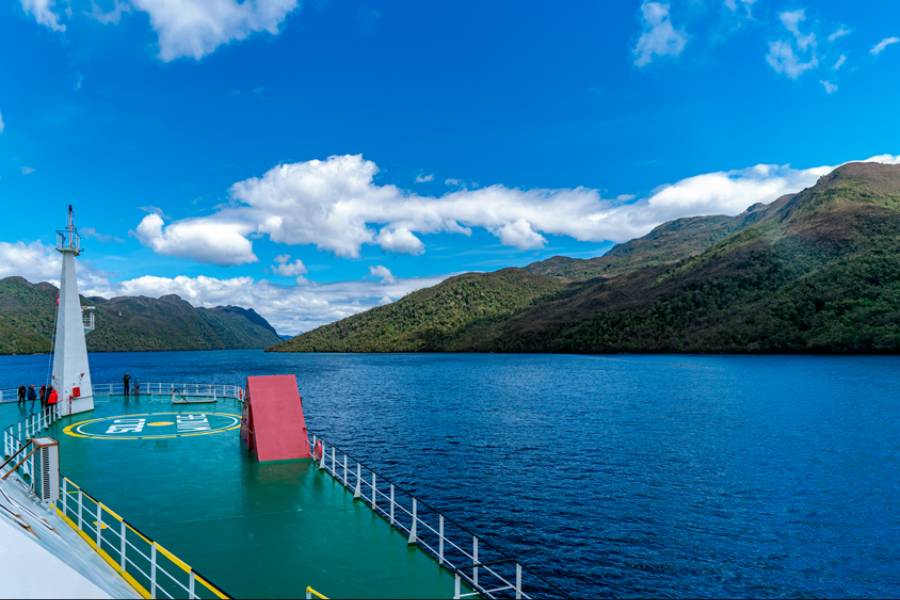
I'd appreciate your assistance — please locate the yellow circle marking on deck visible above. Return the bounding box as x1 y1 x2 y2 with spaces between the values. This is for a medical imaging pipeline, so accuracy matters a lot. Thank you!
63 413 242 440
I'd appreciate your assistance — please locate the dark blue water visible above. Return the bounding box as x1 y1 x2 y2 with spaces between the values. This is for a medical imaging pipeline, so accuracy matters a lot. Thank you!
3 351 899 598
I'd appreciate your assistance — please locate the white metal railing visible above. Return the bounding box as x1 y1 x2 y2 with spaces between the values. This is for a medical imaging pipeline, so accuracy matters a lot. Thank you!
2 384 243 404
2 405 62 481
58 477 231 599
309 435 568 600
91 383 243 402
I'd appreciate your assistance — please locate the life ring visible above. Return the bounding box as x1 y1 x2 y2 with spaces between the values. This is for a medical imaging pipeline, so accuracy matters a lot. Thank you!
313 440 324 462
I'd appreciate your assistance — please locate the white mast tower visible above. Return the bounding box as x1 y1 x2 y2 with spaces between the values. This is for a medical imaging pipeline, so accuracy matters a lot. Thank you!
52 206 95 417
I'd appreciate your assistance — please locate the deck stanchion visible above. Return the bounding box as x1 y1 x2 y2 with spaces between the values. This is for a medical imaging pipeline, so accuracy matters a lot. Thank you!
408 499 418 545
343 454 348 484
454 572 461 600
61 478 68 516
332 447 336 475
390 484 395 525
150 543 158 599
372 473 377 510
439 515 444 565
516 563 523 599
189 571 196 599
354 464 361 499
77 490 84 531
473 537 479 587
120 520 127 572
96 504 103 549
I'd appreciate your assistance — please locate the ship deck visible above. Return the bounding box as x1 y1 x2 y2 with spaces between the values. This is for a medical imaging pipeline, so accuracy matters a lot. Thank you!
1 397 467 599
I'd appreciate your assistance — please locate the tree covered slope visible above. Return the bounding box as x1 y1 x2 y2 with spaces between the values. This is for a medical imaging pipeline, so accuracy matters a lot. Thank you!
0 278 282 354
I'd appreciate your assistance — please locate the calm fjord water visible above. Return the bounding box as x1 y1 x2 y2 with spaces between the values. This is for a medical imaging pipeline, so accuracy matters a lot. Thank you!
2 351 899 598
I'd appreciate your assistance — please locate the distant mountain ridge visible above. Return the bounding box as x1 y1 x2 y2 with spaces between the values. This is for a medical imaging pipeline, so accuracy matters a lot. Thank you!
269 162 900 354
0 277 282 355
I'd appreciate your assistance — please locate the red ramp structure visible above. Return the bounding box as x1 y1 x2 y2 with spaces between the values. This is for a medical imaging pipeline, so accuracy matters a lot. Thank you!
241 375 312 462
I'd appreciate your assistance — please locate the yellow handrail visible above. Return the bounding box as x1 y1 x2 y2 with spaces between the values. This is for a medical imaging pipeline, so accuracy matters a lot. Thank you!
306 586 329 599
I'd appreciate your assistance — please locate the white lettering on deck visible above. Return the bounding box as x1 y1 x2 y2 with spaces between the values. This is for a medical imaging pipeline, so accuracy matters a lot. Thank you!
177 414 211 433
106 418 146 434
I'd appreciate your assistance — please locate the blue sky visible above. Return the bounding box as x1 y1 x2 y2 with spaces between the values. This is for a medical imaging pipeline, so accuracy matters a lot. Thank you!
1 0 899 333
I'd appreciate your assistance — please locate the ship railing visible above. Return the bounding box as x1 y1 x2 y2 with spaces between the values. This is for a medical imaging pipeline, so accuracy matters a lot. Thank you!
91 383 243 402
2 384 242 404
58 476 232 600
2 405 62 481
310 434 570 600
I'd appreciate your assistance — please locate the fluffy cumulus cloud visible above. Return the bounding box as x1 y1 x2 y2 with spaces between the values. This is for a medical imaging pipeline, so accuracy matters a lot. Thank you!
134 153 900 269
767 10 818 79
134 212 259 266
633 2 688 68
21 0 300 61
871 37 900 56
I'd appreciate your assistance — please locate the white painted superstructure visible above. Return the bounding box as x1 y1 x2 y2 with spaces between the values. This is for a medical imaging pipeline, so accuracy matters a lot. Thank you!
52 206 95 417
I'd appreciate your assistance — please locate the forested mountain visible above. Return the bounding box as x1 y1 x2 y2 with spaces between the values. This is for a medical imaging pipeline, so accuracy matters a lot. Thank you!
270 162 900 354
0 278 282 354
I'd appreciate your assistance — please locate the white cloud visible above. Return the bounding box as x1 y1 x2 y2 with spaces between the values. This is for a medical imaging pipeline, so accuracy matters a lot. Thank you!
767 10 818 79
368 265 396 282
820 80 838 94
88 271 454 334
128 0 300 61
445 178 463 186
21 166 36 175
724 0 756 17
0 110 4 134
137 153 900 267
19 0 66 32
766 40 818 79
375 227 425 255
134 212 259 266
633 2 688 68
271 256 307 277
871 37 900 56
82 227 125 243
138 205 172 219
833 55 846 70
416 174 434 183
828 28 851 42
780 10 816 51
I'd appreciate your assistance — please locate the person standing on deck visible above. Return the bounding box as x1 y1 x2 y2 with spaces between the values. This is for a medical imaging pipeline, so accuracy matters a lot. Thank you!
47 387 58 414
134 377 141 399
123 374 131 398
17 384 26 407
27 385 37 415
39 385 47 412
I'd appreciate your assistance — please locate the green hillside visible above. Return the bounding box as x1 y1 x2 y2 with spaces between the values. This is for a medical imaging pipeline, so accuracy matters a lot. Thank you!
270 162 900 355
268 269 566 352
0 278 282 354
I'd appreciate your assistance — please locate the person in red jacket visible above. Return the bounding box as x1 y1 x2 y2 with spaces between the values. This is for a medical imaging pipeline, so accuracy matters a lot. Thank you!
47 387 58 410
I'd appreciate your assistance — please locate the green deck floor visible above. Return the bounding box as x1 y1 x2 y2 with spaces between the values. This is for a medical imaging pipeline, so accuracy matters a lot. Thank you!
33 397 468 599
